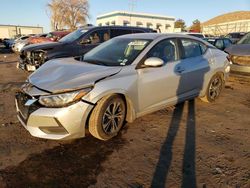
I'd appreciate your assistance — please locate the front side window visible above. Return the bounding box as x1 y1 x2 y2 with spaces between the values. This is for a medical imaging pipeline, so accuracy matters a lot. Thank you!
180 39 205 59
147 39 178 63
59 29 88 42
82 38 151 66
86 29 110 44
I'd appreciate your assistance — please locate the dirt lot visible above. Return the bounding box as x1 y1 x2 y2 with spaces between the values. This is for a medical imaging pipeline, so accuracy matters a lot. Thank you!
0 45 249 188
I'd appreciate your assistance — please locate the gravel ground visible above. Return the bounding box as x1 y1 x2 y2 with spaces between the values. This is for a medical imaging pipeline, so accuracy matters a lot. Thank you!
0 45 249 188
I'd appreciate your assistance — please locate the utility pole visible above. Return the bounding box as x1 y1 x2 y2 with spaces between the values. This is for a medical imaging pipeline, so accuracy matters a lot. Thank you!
129 0 137 12
128 0 137 24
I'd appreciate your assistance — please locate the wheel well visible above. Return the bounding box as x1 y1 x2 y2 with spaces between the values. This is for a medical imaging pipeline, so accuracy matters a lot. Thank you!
85 93 135 129
216 71 225 83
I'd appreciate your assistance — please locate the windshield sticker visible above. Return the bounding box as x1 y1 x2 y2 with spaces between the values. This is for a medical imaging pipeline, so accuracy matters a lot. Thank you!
119 59 128 66
81 30 88 33
128 41 148 46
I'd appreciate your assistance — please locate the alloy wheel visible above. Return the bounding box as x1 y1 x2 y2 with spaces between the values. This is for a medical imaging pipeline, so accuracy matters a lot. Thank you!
102 101 124 135
209 77 222 100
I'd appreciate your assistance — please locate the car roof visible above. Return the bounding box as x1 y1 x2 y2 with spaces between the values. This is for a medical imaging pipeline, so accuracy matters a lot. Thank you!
116 33 206 40
115 33 215 48
79 25 155 31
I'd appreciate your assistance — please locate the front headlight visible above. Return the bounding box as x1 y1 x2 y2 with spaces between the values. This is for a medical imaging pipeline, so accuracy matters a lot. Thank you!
38 88 92 107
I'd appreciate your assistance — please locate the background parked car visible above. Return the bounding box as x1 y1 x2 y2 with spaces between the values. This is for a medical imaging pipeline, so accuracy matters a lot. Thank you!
18 26 156 71
225 32 246 44
11 35 34 52
28 31 70 44
204 37 233 51
225 32 250 74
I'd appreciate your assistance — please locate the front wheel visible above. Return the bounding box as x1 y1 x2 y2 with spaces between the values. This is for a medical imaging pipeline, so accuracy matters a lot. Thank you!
89 94 126 141
200 73 224 103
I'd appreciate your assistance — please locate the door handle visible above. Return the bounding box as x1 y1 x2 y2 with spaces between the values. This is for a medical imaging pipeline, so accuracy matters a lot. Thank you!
175 66 185 74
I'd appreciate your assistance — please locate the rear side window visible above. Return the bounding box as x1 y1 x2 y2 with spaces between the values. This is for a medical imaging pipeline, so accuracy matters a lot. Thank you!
215 39 224 49
110 29 132 38
180 39 206 59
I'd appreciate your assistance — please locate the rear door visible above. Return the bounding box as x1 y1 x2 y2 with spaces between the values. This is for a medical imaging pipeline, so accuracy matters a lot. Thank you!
176 38 210 99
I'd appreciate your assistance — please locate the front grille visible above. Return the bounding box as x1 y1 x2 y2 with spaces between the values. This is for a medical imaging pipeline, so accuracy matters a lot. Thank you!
30 51 45 66
16 92 40 122
231 55 250 66
19 51 45 67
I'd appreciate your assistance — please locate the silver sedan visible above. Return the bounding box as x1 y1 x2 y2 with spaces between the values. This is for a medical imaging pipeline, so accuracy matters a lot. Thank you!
15 33 230 140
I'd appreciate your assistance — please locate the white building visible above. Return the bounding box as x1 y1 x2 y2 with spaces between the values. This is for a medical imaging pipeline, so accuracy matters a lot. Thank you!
96 11 175 33
0 25 43 39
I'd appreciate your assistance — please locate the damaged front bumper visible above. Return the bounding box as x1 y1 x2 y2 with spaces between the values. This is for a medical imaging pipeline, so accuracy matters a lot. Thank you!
18 50 46 72
15 91 94 140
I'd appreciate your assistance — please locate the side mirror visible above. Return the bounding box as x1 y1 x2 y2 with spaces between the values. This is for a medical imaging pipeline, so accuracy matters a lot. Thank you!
144 57 164 67
80 38 91 45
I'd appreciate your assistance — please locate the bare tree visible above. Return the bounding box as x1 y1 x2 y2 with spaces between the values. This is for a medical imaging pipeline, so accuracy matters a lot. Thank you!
47 0 65 30
47 0 89 31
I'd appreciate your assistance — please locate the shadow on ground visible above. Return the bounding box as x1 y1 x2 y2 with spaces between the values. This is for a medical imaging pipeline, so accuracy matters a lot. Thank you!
151 100 197 188
0 134 127 188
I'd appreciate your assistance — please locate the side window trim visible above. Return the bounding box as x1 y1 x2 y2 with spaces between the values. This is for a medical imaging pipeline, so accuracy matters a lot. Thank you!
142 38 180 67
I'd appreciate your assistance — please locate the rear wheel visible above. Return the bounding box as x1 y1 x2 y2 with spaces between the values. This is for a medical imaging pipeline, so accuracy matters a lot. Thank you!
201 73 224 103
89 94 126 141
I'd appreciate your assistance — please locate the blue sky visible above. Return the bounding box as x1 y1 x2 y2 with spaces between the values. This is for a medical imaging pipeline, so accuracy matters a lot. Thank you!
0 0 249 32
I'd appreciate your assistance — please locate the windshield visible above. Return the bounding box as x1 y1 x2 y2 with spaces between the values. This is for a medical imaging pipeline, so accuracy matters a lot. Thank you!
237 33 250 44
59 29 88 42
82 38 151 66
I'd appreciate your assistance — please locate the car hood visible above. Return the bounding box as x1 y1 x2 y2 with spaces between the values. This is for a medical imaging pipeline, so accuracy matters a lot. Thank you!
22 42 63 52
29 58 122 93
225 44 250 56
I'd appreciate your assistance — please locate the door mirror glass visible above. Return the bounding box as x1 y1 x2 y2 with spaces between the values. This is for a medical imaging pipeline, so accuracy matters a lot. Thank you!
144 57 164 67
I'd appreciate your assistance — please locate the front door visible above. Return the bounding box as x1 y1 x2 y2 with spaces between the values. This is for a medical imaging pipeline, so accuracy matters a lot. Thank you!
137 38 182 112
80 29 110 55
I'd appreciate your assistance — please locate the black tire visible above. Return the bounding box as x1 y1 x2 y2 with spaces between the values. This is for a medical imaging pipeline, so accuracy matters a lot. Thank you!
89 94 126 141
201 73 224 103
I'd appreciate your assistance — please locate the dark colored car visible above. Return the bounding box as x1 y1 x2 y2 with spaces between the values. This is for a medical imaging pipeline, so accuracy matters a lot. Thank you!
225 32 246 44
19 26 156 71
205 38 232 51
225 32 250 74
